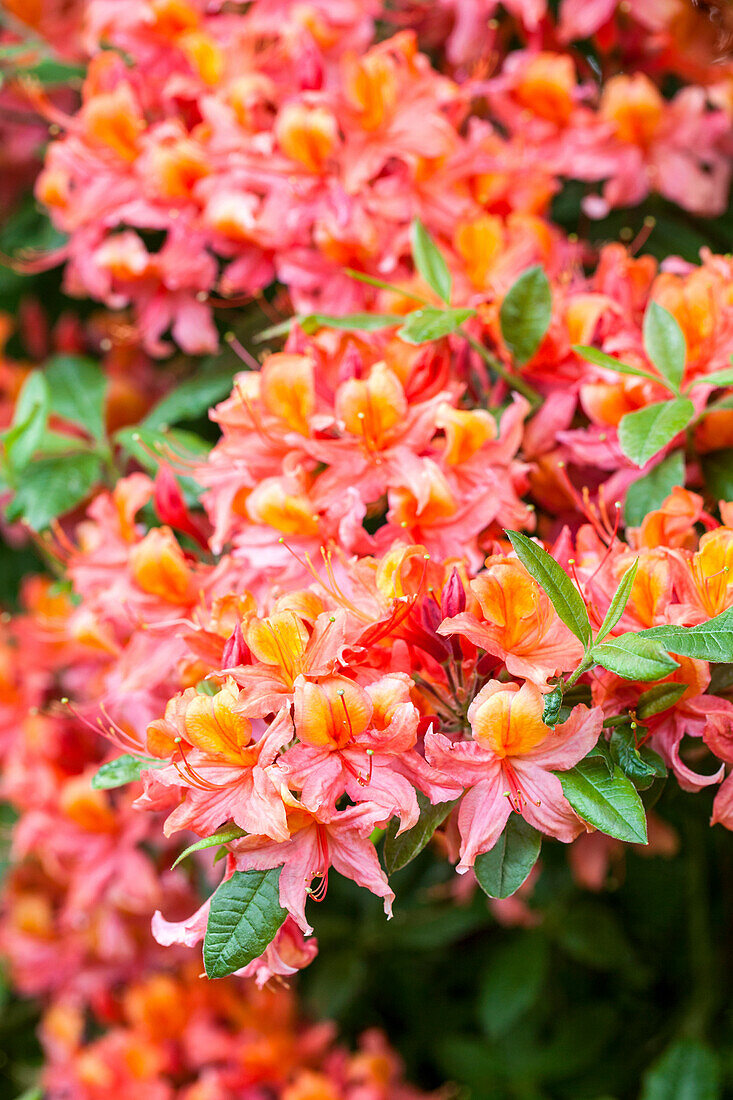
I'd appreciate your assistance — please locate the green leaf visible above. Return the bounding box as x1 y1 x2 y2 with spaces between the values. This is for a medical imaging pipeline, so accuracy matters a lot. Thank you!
144 372 238 430
91 754 162 790
557 758 648 843
383 792 457 874
641 1039 721 1100
344 268 429 303
410 219 452 304
5 452 103 530
542 683 564 727
618 398 694 467
474 815 542 898
507 530 591 647
500 266 552 365
592 635 679 681
637 604 733 663
477 934 548 1038
35 430 96 457
573 345 668 390
588 737 614 770
254 317 295 342
397 307 475 345
608 727 665 789
256 313 399 343
643 300 686 391
625 450 685 527
3 371 49 470
172 824 246 868
203 868 287 979
636 682 687 719
595 559 638 644
12 58 86 85
45 355 107 441
306 312 401 333
702 448 733 503
638 743 668 783
691 367 733 389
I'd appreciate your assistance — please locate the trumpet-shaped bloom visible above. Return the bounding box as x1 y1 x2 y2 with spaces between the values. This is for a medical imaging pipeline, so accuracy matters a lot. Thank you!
426 680 601 869
438 557 585 685
140 685 291 841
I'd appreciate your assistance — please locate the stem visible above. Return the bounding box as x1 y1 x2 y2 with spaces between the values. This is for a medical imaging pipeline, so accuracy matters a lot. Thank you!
564 654 594 689
412 673 461 720
95 438 123 484
344 269 433 307
690 395 733 428
460 330 542 408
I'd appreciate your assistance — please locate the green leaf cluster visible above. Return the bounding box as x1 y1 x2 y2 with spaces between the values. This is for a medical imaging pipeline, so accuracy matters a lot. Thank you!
576 301 733 474
501 529 733 846
1 357 110 530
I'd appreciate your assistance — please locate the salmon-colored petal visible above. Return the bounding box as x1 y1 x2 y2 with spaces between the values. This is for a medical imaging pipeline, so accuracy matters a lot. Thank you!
523 703 602 770
456 775 511 871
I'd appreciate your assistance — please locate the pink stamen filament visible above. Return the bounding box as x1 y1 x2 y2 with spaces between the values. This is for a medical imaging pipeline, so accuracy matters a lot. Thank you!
555 463 611 546
307 826 330 902
173 737 226 792
337 689 355 740
60 698 142 755
502 760 540 814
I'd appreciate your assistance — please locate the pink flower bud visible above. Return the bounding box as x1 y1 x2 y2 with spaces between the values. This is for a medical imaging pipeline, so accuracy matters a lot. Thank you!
441 568 466 619
222 621 249 668
404 346 450 402
154 465 210 550
421 596 443 635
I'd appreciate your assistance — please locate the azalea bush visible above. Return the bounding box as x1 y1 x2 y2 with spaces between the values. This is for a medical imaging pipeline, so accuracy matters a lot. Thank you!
2 1 733 1097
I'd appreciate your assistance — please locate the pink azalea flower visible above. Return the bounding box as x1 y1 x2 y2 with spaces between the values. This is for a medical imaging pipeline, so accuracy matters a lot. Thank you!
230 796 394 934
426 679 601 870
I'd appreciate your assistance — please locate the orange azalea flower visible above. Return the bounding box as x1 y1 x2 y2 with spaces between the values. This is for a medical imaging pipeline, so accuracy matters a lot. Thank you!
669 527 733 621
129 527 196 605
143 684 291 841
438 556 585 685
630 487 714 552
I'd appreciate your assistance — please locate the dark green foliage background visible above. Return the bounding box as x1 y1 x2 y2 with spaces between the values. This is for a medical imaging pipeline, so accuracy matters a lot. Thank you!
301 786 733 1099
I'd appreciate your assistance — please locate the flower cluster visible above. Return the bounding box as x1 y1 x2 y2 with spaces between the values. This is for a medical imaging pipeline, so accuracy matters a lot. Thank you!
5 207 733 986
0 574 193 1010
27 0 733 354
14 271 732 980
41 963 429 1100
2 0 733 1093
0 506 431 1093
